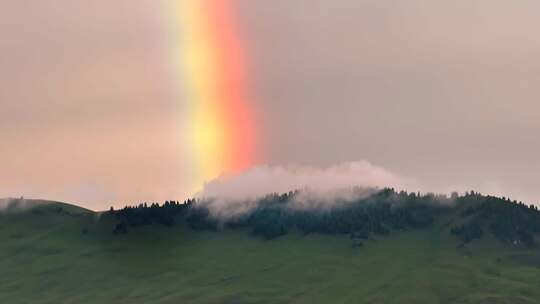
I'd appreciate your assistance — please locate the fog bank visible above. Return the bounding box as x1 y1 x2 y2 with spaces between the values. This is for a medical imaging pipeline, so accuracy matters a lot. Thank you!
197 161 410 218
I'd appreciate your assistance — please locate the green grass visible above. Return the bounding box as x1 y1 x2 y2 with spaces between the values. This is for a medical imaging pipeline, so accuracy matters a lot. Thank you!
1 203 540 304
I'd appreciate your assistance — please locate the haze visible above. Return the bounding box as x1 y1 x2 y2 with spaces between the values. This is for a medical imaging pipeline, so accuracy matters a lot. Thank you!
1 0 540 210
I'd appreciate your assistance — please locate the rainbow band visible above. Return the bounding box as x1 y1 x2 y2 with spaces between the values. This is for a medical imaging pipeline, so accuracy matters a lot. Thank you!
178 0 259 188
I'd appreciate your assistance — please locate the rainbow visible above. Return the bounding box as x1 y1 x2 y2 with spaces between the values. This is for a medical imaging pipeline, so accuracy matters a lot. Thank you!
174 0 260 192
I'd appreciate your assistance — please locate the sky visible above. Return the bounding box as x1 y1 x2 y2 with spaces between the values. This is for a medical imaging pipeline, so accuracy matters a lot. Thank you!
1 1 540 210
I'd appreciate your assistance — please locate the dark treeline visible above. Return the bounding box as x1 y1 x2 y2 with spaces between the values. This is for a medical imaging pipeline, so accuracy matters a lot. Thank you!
452 192 540 247
109 199 195 234
107 189 540 248
211 189 450 241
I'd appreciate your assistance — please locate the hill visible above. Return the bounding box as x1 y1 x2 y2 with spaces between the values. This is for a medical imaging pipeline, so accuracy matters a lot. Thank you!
1 193 540 303
0 198 91 215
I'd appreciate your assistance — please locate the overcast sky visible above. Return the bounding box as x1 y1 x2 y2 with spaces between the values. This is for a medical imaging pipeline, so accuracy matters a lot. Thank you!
2 1 540 209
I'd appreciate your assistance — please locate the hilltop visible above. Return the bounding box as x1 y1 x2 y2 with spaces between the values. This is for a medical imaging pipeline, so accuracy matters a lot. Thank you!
0 198 91 215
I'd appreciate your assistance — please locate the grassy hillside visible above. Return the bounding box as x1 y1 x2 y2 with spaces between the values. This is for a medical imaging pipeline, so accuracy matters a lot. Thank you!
1 199 540 304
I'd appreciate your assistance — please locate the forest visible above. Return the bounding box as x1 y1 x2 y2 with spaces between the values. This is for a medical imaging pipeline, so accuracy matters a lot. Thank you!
108 189 540 248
